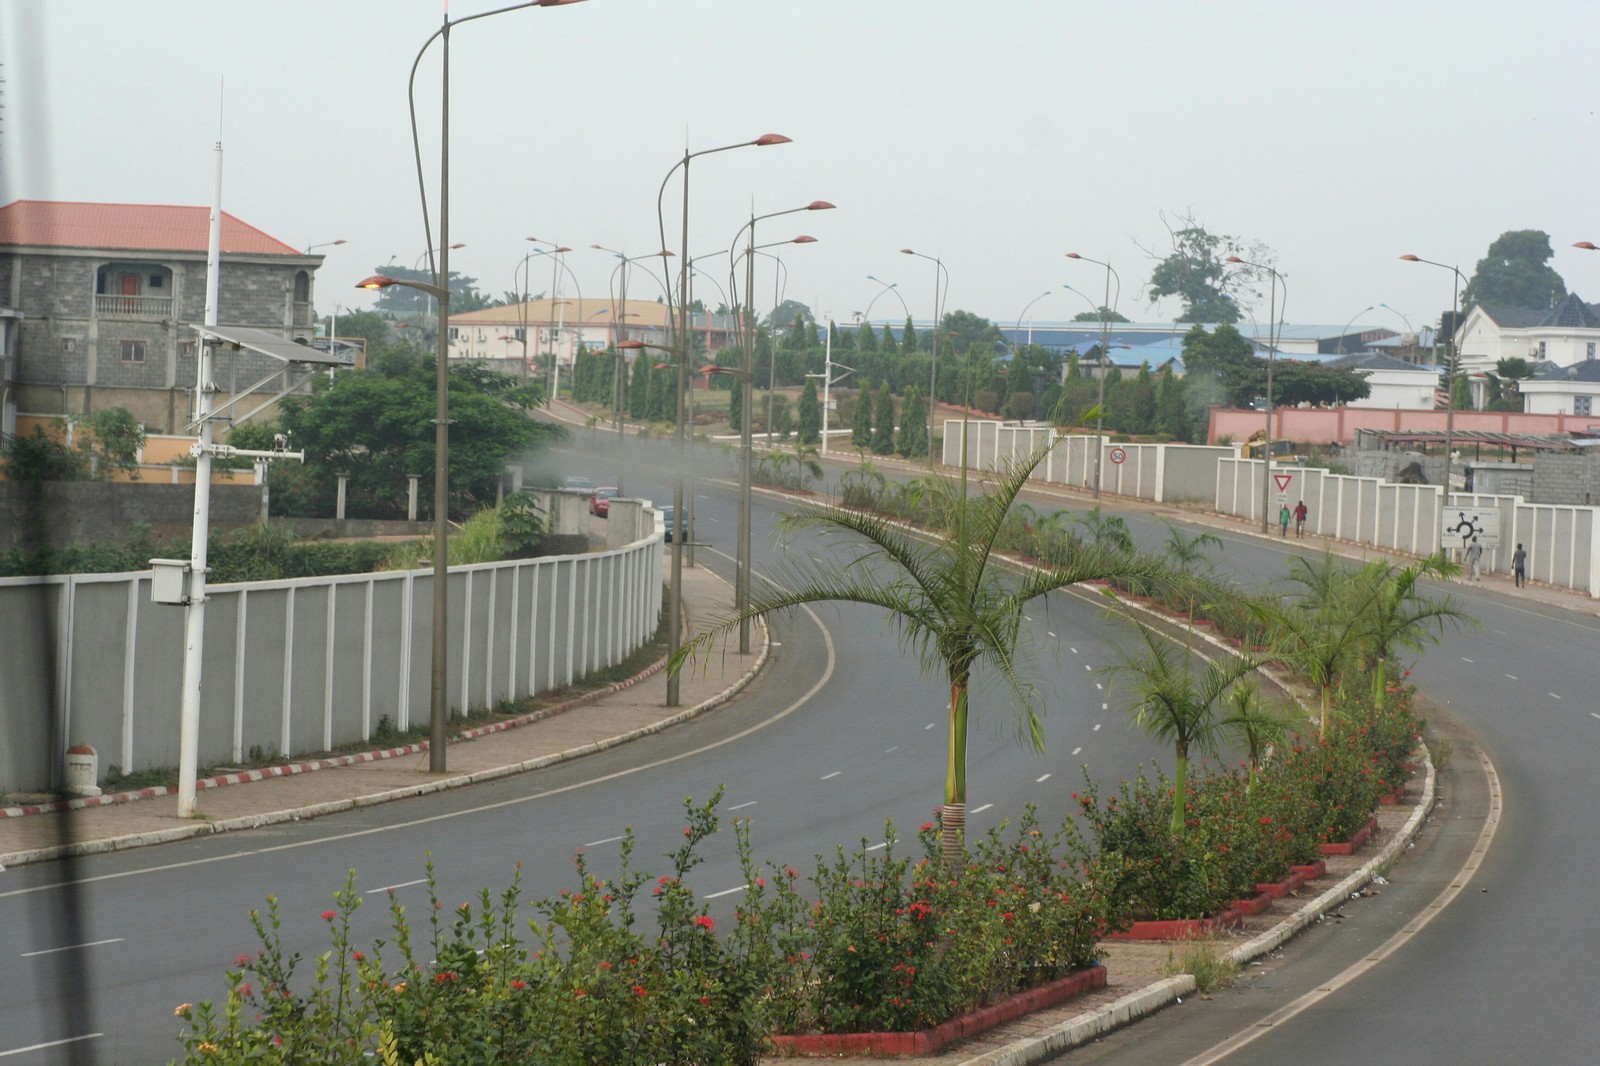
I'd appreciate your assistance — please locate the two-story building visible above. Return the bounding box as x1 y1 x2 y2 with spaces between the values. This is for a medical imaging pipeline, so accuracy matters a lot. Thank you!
0 200 327 434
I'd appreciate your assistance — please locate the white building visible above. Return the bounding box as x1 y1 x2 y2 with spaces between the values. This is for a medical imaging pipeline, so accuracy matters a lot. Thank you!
1323 352 1438 410
445 298 736 372
1455 294 1600 377
1520 357 1600 417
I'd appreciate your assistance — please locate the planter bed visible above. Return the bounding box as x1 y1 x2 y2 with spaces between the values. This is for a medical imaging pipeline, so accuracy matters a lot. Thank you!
767 965 1106 1058
1319 816 1379 856
1106 860 1330 941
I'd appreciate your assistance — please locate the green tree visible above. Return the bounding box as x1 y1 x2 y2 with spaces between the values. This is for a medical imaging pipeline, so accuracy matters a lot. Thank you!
871 384 897 455
1160 520 1221 576
857 320 878 351
1071 307 1130 323
327 309 393 352
1141 213 1274 324
1219 682 1288 793
1 423 88 482
1461 230 1567 313
901 316 918 354
1352 553 1472 711
1271 363 1371 408
81 406 146 478
1110 619 1258 835
1250 551 1375 736
672 444 1145 867
850 382 873 447
797 378 821 445
1155 365 1188 441
880 322 899 355
1119 363 1158 434
1492 357 1535 411
1181 323 1260 407
897 384 927 459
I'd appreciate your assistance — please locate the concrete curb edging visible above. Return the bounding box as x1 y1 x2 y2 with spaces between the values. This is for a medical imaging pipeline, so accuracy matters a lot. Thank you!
961 750 1438 1066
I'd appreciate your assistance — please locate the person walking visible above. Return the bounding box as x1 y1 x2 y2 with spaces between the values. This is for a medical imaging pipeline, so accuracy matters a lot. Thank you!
1293 499 1308 538
1279 502 1291 538
1512 542 1527 587
1464 537 1483 581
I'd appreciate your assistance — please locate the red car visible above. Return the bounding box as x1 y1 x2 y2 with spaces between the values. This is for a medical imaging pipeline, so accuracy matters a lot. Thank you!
589 486 619 517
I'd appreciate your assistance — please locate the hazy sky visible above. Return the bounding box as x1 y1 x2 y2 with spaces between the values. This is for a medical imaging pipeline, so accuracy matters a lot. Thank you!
4 0 1598 335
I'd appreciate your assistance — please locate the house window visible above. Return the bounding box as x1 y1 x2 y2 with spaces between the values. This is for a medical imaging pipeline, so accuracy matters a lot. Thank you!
178 339 196 358
62 337 77 352
120 340 146 363
1538 341 1547 358
148 274 165 289
1577 397 1593 416
1588 342 1596 359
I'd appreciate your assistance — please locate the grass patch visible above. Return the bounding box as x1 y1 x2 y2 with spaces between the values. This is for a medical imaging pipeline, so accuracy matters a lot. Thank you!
1161 935 1239 992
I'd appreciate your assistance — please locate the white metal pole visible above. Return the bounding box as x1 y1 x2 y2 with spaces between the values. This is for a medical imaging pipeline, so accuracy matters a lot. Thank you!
821 319 832 454
177 142 224 818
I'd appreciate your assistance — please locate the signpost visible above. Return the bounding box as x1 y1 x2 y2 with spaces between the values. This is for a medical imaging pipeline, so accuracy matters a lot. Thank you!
1441 507 1502 549
1272 471 1295 505
1109 446 1126 465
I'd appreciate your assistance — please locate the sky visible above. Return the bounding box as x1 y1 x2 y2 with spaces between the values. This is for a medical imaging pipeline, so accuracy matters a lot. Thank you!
3 0 1598 336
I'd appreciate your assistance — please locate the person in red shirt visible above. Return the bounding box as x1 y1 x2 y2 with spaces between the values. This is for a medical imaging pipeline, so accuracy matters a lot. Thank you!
1293 500 1308 538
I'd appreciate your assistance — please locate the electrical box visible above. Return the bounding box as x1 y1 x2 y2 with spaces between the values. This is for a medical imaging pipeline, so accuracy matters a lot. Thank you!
150 559 194 605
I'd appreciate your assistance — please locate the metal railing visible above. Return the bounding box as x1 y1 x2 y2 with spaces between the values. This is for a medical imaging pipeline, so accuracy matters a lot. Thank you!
95 293 173 318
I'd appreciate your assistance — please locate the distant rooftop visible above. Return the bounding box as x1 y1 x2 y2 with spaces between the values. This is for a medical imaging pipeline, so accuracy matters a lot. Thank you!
0 199 303 256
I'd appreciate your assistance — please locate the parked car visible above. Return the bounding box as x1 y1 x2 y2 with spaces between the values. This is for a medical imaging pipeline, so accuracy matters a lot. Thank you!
659 505 679 542
589 486 619 517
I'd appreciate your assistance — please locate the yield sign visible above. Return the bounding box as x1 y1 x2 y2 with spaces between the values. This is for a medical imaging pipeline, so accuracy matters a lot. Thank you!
1272 473 1294 492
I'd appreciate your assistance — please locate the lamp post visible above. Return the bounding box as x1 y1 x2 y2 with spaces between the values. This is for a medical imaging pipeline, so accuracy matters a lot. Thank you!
1400 254 1467 491
730 213 830 652
392 0 585 774
515 242 572 380
306 239 347 254
865 275 910 324
900 248 948 466
1014 288 1053 359
1224 255 1286 533
596 244 672 432
1066 253 1122 498
1337 306 1375 355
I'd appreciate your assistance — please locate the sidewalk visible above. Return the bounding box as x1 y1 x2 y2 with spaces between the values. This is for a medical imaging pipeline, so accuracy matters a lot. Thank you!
0 562 762 867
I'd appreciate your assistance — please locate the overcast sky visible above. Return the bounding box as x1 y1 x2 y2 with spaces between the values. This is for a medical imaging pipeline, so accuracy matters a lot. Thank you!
4 0 1598 335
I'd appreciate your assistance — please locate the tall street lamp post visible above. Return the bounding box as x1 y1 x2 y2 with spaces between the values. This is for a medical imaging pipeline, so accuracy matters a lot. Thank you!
865 274 910 324
1015 289 1053 352
730 208 830 652
515 242 572 380
1225 255 1286 533
306 239 347 254
1066 253 1121 498
900 248 947 466
1400 254 1467 491
387 0 585 774
1337 306 1374 355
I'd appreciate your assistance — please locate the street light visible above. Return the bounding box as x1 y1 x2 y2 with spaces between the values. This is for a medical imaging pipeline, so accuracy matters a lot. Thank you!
306 239 347 254
1400 254 1467 491
1225 255 1286 533
1066 253 1122 498
395 0 586 774
865 275 910 323
514 242 572 380
900 248 948 466
731 213 829 655
1014 288 1053 356
1337 305 1375 355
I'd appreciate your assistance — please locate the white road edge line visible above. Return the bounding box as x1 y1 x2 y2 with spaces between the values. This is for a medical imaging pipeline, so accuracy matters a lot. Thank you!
1036 774 1051 783
1071 747 1082 756
703 886 745 899
0 1035 102 1058
583 836 625 847
865 842 888 852
366 878 428 895
727 801 758 811
20 938 123 958
971 804 993 815
821 771 841 780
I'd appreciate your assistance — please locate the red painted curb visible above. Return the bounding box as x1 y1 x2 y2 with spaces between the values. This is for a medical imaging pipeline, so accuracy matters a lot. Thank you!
767 965 1106 1057
1319 816 1379 856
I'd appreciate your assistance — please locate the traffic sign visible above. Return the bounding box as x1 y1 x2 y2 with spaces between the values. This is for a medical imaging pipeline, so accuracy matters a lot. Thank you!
1109 446 1127 465
1442 507 1502 549
1272 472 1294 492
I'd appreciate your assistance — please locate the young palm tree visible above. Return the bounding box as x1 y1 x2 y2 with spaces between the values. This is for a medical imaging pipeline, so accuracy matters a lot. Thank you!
1218 681 1289 793
670 444 1148 869
1253 551 1379 736
1109 620 1259 835
1160 520 1222 575
1353 552 1474 709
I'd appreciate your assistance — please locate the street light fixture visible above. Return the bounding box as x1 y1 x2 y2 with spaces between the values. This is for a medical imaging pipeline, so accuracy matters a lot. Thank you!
306 239 347 254
393 0 586 774
1225 255 1286 533
900 248 948 466
865 275 910 323
1399 254 1467 491
514 242 572 380
1066 253 1122 498
1337 305 1375 355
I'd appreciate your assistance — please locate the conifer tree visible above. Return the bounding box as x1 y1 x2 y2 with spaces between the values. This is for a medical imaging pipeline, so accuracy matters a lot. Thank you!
871 383 897 455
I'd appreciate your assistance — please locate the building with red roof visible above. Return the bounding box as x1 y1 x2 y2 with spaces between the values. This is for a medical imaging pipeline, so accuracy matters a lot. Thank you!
1 200 327 435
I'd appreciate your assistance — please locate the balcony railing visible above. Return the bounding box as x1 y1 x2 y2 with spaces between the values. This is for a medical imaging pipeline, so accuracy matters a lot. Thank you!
96 294 173 319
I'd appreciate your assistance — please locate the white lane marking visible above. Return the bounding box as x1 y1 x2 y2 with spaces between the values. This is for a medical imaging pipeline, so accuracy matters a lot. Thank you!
821 771 841 780
1024 615 1033 622
1094 723 1102 731
1591 713 1600 721
1084 664 1093 672
1071 747 1082 756
926 722 936 730
1505 674 1519 681
1070 647 1078 654
706 517 722 524
583 835 625 847
366 878 428 895
704 886 745 899
0 1035 102 1058
865 842 888 852
884 746 899 753
20 938 123 958
1095 683 1103 690
1549 693 1562 700
727 801 758 811
1461 656 1474 663
1101 703 1108 712
1036 773 1051 783
971 804 993 815
1047 632 1056 639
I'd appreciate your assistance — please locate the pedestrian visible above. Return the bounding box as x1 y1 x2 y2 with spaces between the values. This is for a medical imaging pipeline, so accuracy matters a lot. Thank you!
1293 499 1308 538
1464 537 1483 581
1513 542 1527 588
1279 503 1291 538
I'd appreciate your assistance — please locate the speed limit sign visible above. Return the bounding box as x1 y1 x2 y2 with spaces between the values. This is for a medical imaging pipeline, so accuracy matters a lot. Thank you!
1109 446 1127 465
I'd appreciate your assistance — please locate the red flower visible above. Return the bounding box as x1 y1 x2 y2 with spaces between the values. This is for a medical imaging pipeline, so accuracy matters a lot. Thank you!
510 979 528 990
699 996 712 1006
632 984 647 996
351 951 365 962
694 915 715 931
321 910 336 922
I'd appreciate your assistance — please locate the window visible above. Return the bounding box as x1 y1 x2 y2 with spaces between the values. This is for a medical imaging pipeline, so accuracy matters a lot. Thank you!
62 337 77 352
148 274 164 289
1588 342 1596 359
1538 341 1547 358
1577 397 1593 416
178 339 196 358
120 340 146 363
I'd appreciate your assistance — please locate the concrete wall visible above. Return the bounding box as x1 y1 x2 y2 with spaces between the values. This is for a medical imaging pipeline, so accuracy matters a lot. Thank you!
1208 404 1593 447
1531 453 1600 507
0 503 666 793
0 480 262 551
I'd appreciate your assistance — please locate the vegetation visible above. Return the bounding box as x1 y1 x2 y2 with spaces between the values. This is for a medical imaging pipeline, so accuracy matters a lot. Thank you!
1461 229 1567 313
0 406 147 482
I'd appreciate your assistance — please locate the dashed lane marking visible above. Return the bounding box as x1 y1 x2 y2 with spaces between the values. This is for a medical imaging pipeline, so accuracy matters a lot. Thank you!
1036 774 1051 783
20 938 123 958
366 878 428 895
0 1035 102 1058
821 771 841 780
971 804 994 815
582 836 624 848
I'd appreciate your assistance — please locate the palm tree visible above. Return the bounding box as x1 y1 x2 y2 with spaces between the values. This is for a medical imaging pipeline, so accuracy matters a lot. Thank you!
1218 681 1289 793
1160 520 1222 575
1073 506 1134 554
1109 620 1259 835
671 444 1148 868
1493 357 1534 411
1353 552 1474 710
1251 551 1376 736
